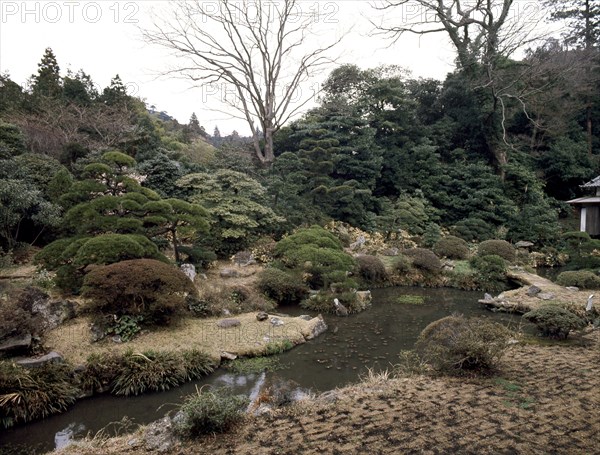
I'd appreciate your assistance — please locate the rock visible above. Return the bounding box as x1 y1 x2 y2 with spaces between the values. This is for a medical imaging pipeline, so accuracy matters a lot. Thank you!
143 416 178 453
32 298 77 330
232 251 255 267
0 333 32 355
112 335 123 343
515 241 535 249
537 292 556 301
180 263 196 282
566 286 579 292
270 317 284 327
305 315 327 340
349 235 366 250
483 293 494 302
90 323 106 342
217 318 241 329
220 268 240 278
334 299 349 317
16 351 63 368
222 309 231 316
356 290 372 304
299 315 312 321
381 247 399 256
256 312 269 321
442 260 455 271
526 285 542 297
199 273 208 280
221 351 237 360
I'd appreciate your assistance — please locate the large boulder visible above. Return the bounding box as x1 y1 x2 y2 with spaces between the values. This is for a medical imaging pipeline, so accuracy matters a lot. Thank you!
305 315 327 340
180 264 196 282
32 299 77 330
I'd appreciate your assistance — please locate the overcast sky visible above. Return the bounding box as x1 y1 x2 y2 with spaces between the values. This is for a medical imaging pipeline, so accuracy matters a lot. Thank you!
1 1 550 134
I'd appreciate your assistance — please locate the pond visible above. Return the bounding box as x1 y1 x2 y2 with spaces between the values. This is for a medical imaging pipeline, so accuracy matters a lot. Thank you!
0 287 524 454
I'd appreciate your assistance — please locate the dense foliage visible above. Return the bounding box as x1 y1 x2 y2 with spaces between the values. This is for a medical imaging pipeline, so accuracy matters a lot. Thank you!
82 259 196 325
523 305 586 339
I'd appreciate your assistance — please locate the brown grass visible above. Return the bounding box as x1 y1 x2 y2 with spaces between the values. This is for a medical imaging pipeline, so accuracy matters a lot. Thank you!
54 331 600 455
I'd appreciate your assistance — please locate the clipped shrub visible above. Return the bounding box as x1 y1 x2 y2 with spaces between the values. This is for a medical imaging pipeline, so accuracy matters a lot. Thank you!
274 226 342 256
523 305 586 339
402 248 441 272
300 291 366 314
175 387 249 437
355 255 388 284
256 268 309 305
470 254 508 292
80 349 215 395
177 245 217 269
415 315 512 374
452 218 495 242
556 270 600 289
477 240 515 262
82 259 196 325
393 254 413 274
434 236 469 260
0 361 77 428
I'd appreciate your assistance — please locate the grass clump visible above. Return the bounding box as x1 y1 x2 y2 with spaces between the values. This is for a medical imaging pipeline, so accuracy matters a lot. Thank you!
523 305 586 340
175 387 249 437
477 240 515 262
225 357 284 374
415 314 512 375
192 284 274 317
395 295 425 305
264 339 294 355
433 235 470 259
556 270 600 289
256 268 309 305
0 361 78 428
80 349 216 396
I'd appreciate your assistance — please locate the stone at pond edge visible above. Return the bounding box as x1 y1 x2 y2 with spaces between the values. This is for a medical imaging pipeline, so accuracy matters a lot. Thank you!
143 416 179 453
526 285 542 297
221 351 237 360
217 318 241 329
16 351 63 368
270 317 284 327
305 315 327 340
356 290 372 304
256 312 269 321
566 286 579 292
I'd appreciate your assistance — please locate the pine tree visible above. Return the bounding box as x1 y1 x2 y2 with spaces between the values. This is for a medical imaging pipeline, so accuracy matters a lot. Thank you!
30 47 62 99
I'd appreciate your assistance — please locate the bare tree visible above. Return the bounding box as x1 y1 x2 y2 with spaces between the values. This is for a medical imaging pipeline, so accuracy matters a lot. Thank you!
143 0 341 163
371 0 545 177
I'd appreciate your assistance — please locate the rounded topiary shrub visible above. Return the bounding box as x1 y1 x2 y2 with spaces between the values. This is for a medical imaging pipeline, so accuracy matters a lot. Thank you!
82 259 196 325
415 315 512 374
402 248 441 272
433 235 470 259
175 387 249 437
393 254 413 274
356 255 388 283
470 254 507 292
523 305 586 339
256 268 309 305
477 240 515 262
556 270 600 289
452 218 495 242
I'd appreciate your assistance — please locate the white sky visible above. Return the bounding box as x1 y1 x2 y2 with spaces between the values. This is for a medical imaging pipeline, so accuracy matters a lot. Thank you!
0 1 550 135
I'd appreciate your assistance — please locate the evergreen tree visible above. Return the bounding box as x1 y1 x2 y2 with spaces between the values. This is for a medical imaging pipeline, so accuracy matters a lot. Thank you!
30 47 62 99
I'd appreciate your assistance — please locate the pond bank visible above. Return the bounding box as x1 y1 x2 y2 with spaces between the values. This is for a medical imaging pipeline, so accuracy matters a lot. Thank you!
53 331 600 455
479 267 595 315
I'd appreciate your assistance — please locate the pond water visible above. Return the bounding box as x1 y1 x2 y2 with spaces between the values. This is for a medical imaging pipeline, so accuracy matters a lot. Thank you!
0 287 524 454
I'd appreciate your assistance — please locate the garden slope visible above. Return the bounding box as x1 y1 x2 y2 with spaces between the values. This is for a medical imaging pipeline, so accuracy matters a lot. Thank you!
58 332 599 455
